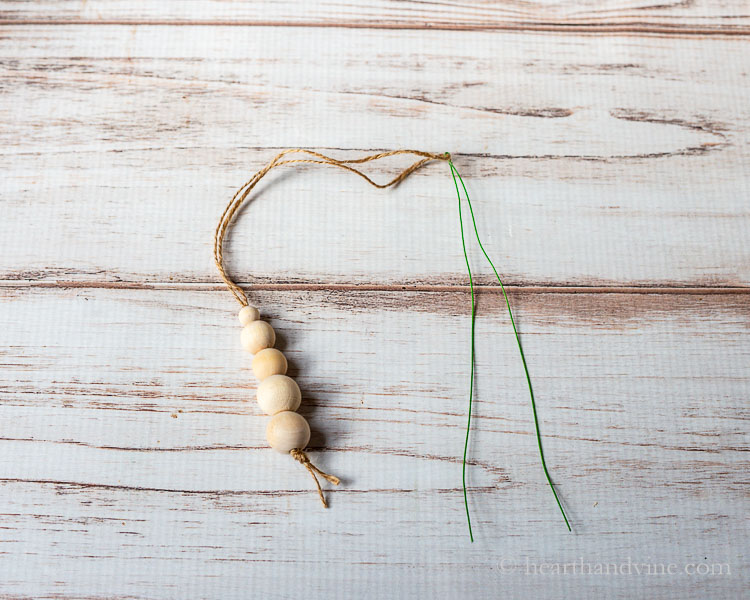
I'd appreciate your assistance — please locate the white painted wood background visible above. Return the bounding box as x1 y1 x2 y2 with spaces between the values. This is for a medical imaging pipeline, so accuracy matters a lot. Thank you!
1 2 749 599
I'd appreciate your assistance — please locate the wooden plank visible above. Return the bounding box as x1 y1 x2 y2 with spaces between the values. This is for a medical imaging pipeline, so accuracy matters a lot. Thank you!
1 26 749 287
0 286 748 598
0 0 749 33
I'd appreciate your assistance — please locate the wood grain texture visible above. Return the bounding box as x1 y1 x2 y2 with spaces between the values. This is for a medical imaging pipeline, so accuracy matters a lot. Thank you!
0 287 748 599
2 6 749 599
1 26 749 287
1 0 749 33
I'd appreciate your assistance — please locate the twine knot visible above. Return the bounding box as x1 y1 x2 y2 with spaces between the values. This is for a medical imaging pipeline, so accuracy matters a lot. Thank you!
290 448 340 508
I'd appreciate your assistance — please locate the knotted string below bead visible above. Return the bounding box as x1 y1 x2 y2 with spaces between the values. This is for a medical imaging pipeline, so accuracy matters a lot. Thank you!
290 448 341 508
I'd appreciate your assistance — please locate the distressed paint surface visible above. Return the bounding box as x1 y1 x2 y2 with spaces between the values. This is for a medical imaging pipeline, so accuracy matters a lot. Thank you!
1 27 749 286
1 0 749 32
0 5 749 600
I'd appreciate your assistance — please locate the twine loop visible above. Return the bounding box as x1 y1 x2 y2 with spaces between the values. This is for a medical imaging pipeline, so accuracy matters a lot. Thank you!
290 448 341 508
214 148 450 306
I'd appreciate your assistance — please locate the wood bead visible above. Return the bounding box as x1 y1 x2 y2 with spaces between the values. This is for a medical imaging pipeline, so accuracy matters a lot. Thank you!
257 374 301 415
252 348 288 381
240 320 275 354
238 305 260 326
266 411 310 454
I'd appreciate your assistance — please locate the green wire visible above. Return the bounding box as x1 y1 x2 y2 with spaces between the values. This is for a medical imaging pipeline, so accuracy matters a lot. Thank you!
452 161 476 543
449 160 571 537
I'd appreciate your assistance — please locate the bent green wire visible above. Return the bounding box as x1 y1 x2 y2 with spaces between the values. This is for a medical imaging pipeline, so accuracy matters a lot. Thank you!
453 161 477 543
449 160 571 539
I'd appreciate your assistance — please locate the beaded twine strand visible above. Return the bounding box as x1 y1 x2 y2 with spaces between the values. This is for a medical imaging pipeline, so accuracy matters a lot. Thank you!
214 149 569 536
214 149 449 508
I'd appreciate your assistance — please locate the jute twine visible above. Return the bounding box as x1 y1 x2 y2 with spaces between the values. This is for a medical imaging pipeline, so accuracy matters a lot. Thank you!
290 449 341 508
214 148 449 507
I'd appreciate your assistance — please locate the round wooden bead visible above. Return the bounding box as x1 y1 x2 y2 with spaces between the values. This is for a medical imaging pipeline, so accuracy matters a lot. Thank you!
238 305 260 326
266 411 310 453
252 348 288 381
240 320 275 354
257 374 301 415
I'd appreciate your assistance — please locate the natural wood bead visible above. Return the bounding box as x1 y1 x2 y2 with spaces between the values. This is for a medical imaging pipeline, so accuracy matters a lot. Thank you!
240 320 275 354
266 411 310 453
238 305 260 326
257 374 301 415
252 348 288 381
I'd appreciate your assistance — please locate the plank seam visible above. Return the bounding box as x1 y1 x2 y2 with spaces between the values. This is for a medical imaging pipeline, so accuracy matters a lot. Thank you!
0 20 749 36
1 281 748 294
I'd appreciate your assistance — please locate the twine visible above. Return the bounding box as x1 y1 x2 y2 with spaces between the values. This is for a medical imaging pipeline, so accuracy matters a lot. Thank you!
214 148 450 306
215 149 449 507
290 448 341 508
